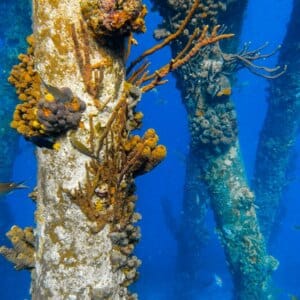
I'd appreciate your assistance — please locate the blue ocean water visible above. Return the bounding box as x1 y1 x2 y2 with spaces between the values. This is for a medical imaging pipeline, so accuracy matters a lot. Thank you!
0 0 299 299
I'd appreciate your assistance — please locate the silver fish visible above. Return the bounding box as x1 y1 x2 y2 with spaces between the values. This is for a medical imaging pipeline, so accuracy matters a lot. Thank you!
0 181 28 195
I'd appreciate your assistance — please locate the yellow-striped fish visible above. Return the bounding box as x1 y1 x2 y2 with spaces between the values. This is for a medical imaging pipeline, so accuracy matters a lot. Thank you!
0 181 27 195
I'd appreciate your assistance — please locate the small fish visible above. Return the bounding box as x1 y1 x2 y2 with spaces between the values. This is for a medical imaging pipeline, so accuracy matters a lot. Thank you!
289 294 299 300
0 181 28 195
43 80 73 102
235 80 250 93
293 225 300 231
155 97 168 105
26 136 55 149
213 274 223 288
151 87 158 95
150 87 168 105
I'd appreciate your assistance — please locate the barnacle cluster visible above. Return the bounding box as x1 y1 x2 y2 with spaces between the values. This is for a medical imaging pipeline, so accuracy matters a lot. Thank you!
153 0 231 41
109 223 141 287
196 49 232 98
190 101 237 150
9 36 86 140
81 0 147 38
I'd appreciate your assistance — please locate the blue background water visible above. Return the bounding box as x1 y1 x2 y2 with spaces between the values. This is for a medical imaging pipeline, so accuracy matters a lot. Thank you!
0 0 299 299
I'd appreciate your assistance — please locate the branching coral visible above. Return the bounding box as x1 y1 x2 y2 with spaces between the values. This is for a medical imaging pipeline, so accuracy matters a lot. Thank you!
65 102 165 289
69 110 165 233
68 83 166 230
222 42 287 79
81 0 147 38
66 76 165 288
126 0 234 92
0 226 35 270
71 20 112 100
127 0 201 74
172 41 286 154
152 0 233 42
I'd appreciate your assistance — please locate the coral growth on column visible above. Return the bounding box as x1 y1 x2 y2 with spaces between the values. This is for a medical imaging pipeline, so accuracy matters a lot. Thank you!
151 0 280 299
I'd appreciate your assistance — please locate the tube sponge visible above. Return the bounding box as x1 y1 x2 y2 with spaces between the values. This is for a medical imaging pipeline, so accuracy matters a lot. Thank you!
123 128 167 176
9 36 86 140
37 92 86 135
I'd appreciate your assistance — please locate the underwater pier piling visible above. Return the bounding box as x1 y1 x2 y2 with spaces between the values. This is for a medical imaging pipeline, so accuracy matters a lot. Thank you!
151 0 278 298
32 0 135 298
253 0 300 242
204 142 278 299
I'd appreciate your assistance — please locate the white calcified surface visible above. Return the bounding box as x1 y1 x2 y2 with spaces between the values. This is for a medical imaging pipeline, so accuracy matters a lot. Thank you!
31 1 127 298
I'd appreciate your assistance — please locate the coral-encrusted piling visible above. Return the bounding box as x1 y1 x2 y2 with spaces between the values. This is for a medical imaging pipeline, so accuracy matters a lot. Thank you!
253 0 300 242
151 0 278 298
31 0 139 298
2 0 164 298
